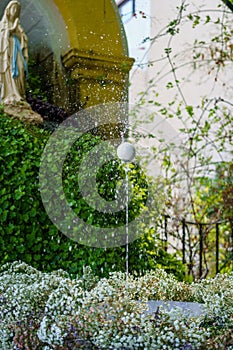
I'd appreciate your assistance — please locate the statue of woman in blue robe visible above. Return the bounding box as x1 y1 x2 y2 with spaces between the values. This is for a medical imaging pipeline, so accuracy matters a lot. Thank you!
0 1 28 104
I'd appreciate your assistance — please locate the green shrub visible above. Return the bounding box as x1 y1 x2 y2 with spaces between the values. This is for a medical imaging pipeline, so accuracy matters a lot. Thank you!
0 112 185 279
26 59 47 99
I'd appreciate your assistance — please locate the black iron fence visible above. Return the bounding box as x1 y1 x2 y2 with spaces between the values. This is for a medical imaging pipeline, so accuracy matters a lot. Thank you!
161 215 233 279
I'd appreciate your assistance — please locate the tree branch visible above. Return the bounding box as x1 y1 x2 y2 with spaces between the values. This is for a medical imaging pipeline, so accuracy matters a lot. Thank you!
221 0 233 12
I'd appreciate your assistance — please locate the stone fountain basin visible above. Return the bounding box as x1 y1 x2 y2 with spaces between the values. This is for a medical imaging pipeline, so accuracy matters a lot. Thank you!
145 300 205 317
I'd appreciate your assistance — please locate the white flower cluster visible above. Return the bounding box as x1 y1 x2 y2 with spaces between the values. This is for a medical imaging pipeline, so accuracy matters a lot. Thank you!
0 261 84 349
0 261 232 349
193 273 233 326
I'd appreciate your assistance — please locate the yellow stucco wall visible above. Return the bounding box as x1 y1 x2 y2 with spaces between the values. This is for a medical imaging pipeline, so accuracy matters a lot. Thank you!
50 0 134 110
53 0 128 57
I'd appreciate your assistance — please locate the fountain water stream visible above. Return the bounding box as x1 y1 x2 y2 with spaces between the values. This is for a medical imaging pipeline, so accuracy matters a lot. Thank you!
117 142 136 276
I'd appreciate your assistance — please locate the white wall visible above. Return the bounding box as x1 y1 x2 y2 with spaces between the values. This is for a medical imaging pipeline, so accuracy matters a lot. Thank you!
118 0 233 169
126 0 233 108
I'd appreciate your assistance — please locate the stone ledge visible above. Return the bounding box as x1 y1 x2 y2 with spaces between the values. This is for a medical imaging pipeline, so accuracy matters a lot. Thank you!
62 48 134 82
3 101 43 126
146 300 205 317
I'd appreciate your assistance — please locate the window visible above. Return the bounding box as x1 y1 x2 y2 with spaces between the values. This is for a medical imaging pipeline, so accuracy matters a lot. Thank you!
116 0 136 23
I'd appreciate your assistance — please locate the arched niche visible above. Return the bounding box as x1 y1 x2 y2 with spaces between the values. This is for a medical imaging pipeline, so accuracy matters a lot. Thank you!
0 0 134 115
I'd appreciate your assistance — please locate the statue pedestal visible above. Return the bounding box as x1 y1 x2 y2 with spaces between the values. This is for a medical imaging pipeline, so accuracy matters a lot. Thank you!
3 101 43 125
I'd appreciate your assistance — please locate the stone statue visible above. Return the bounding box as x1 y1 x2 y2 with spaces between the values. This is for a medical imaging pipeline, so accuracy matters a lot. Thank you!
0 1 28 104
